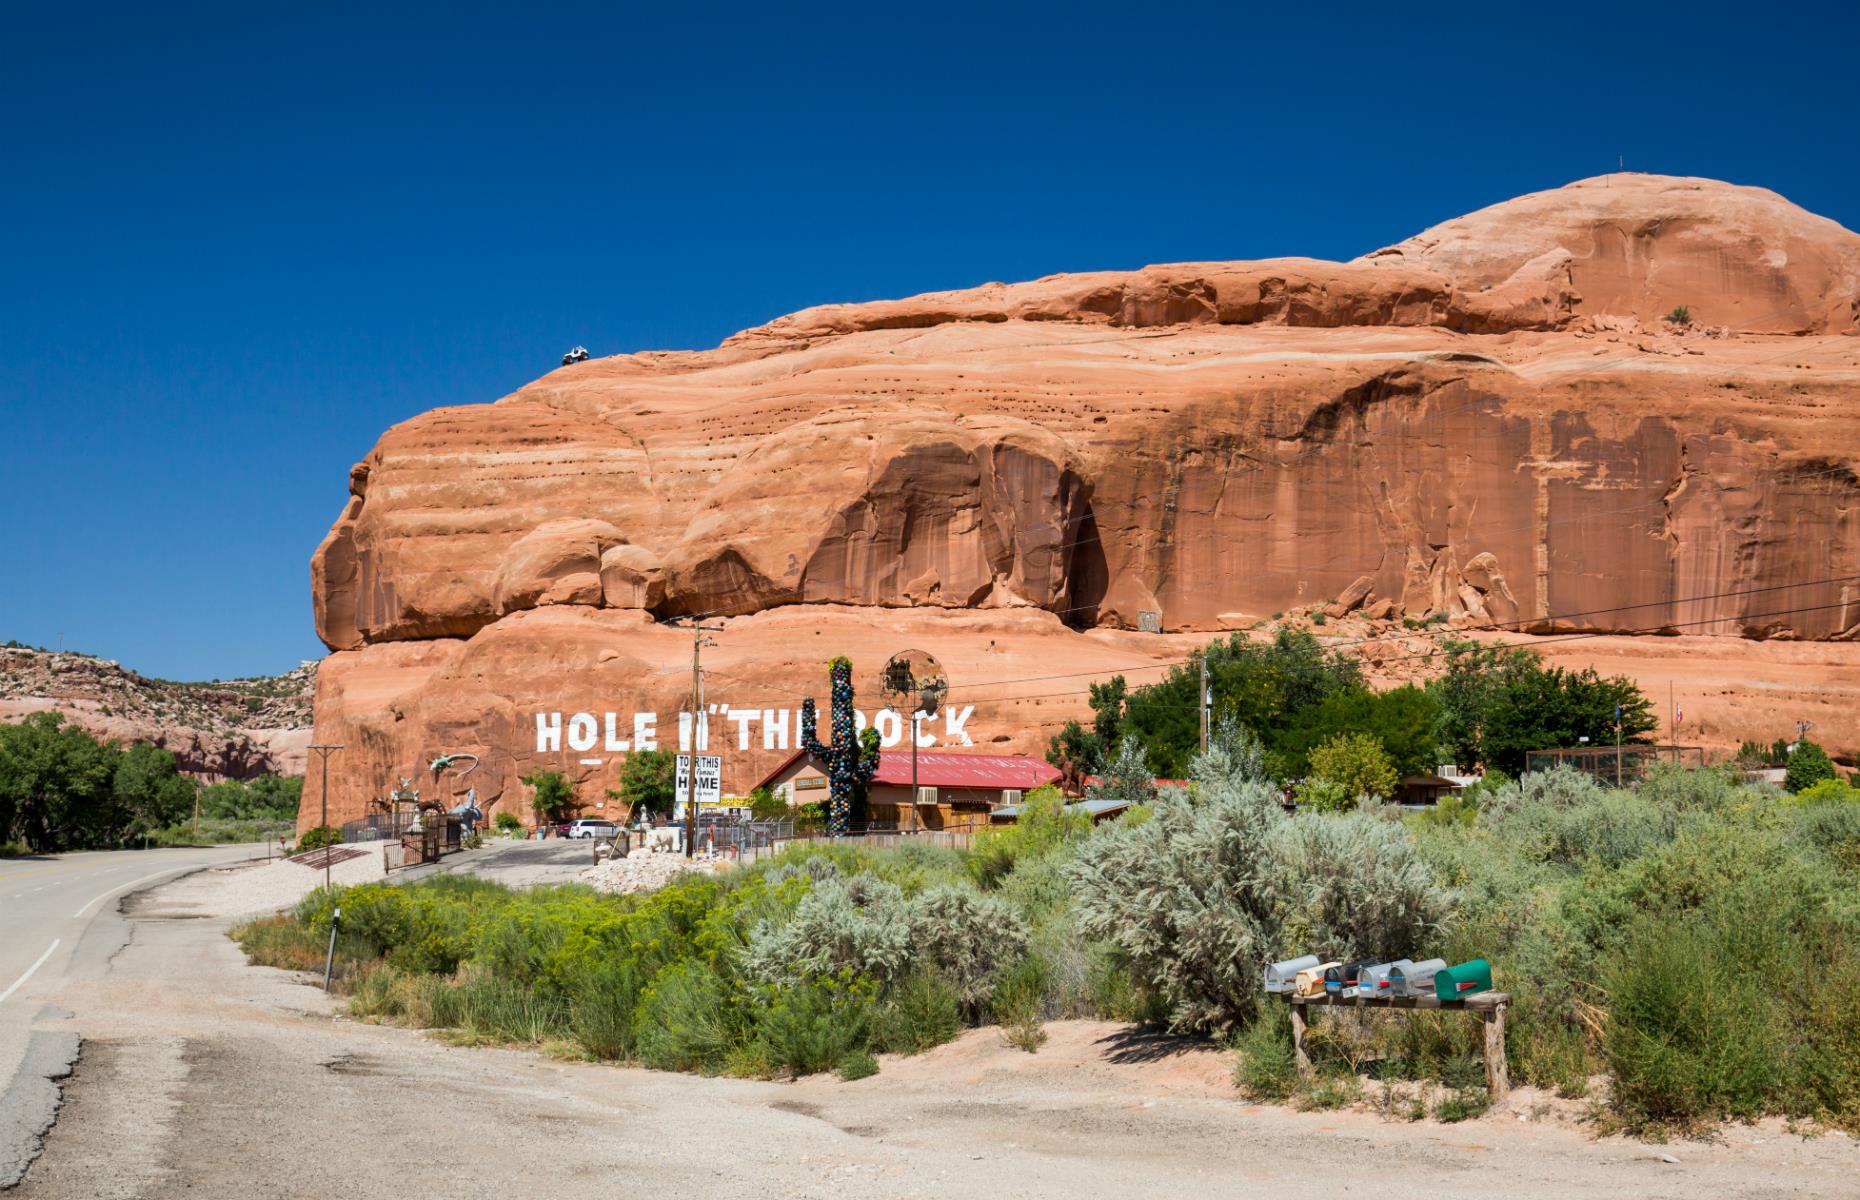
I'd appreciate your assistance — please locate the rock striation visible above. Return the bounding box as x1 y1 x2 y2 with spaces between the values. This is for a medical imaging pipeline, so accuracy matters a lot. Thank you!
304 174 1860 829
0 647 315 780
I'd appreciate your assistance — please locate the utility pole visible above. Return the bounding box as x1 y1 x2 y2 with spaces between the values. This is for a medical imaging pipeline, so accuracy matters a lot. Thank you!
308 743 345 890
682 622 722 859
1199 655 1211 756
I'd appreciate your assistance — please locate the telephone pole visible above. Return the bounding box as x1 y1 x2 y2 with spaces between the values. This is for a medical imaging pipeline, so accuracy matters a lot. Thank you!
682 621 722 858
307 743 345 891
1198 655 1211 755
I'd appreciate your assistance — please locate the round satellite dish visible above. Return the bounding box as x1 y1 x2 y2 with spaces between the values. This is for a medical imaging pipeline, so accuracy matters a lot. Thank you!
880 649 949 716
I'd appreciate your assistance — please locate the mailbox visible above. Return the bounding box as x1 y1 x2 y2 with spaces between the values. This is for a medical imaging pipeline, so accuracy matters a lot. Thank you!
1433 958 1494 1000
1264 955 1320 994
1324 958 1376 996
1295 962 1339 998
1387 958 1446 997
1358 959 1412 996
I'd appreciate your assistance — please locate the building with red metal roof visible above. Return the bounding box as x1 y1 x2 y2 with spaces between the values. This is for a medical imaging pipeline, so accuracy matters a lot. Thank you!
754 748 1060 831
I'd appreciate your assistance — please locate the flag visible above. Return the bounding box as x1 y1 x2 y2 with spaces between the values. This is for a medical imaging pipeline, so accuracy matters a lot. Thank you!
1675 706 1683 726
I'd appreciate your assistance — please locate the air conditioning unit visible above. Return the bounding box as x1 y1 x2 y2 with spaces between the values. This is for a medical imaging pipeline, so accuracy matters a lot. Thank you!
915 786 938 805
1002 789 1023 806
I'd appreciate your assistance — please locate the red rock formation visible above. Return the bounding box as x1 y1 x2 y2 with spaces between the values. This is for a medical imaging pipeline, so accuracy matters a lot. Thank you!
0 648 315 780
303 174 1860 829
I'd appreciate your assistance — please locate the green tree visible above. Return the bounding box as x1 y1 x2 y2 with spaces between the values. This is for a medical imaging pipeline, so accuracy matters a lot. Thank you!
1088 676 1127 747
0 713 116 851
1784 740 1839 794
1116 629 1364 778
607 751 675 819
522 769 579 825
1428 640 1655 776
745 785 789 821
112 743 196 839
1305 731 1399 808
1274 685 1440 780
1045 720 1103 793
1089 735 1158 808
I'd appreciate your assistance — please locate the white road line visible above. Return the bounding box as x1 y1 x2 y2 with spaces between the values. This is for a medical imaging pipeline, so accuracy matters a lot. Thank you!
72 868 186 919
0 939 60 1005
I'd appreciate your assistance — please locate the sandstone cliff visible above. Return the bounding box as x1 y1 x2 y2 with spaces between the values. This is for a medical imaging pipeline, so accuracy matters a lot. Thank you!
0 645 315 780
304 174 1860 829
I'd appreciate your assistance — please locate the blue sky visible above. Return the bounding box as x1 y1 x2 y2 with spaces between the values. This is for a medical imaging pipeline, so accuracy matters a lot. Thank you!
3 2 1856 680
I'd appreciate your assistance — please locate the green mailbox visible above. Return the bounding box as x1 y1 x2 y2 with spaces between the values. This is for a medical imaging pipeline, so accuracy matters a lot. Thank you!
1433 958 1493 1000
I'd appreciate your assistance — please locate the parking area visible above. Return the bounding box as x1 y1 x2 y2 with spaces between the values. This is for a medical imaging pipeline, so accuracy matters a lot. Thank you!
403 837 596 889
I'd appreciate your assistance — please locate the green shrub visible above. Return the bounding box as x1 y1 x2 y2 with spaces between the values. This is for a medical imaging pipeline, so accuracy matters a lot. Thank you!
346 962 406 1020
1293 1072 1360 1111
494 811 524 834
635 960 737 1073
1083 944 1162 1024
1793 797 1860 872
1267 810 1454 961
1784 740 1838 793
295 825 340 852
1233 1016 1298 1101
231 914 347 973
872 971 962 1054
744 872 916 988
1603 916 1781 1129
1406 792 1477 830
837 1049 879 1081
1305 731 1399 804
453 964 567 1043
754 972 878 1077
993 954 1049 1052
1432 1086 1490 1122
967 785 1091 888
910 885 1028 1013
1780 923 1860 1129
1792 777 1860 807
567 957 647 1060
1070 744 1450 1037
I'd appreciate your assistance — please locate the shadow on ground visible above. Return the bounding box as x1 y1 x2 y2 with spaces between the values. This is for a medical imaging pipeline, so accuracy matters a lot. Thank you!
1093 1026 1212 1065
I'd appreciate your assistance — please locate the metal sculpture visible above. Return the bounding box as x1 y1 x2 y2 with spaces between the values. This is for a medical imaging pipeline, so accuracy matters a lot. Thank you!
879 650 948 833
801 656 879 837
428 752 482 821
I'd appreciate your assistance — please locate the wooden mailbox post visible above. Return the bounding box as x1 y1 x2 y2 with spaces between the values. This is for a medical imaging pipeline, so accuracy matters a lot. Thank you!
1282 989 1511 1099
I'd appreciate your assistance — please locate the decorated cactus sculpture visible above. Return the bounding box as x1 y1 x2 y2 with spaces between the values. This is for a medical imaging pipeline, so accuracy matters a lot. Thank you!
801 656 879 836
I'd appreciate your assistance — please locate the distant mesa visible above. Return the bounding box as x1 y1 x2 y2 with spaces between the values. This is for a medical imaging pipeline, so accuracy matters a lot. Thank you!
302 174 1860 830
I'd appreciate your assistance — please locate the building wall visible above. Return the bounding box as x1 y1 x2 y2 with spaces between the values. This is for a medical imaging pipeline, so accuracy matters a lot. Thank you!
765 758 1015 829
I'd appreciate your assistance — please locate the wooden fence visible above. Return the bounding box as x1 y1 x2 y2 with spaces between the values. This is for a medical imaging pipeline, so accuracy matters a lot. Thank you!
731 827 979 867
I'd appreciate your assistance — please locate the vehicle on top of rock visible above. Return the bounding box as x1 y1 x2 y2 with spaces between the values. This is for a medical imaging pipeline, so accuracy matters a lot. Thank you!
561 345 590 365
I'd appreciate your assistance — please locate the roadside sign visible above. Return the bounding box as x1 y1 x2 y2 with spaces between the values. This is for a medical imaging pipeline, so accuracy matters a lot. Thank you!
676 754 722 806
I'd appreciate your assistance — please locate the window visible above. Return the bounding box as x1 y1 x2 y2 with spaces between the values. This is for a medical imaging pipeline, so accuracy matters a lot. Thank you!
916 786 938 805
1001 789 1022 806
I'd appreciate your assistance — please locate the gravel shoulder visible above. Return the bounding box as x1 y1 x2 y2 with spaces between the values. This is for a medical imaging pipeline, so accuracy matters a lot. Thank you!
11 873 1855 1199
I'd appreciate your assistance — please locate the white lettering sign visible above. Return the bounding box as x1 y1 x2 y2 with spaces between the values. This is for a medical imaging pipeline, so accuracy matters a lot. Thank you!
676 754 722 806
533 706 978 754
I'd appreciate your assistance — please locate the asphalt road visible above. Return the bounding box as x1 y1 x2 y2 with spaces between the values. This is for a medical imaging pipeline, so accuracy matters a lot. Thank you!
0 845 259 1185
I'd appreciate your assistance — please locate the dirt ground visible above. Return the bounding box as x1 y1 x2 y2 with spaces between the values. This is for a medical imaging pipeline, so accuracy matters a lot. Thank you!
12 868 1857 1200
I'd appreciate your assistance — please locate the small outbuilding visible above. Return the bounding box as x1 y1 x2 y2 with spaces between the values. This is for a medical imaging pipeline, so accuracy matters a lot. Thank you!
990 796 1132 825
